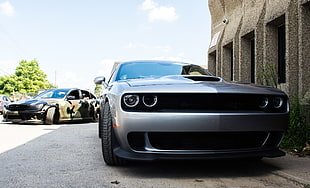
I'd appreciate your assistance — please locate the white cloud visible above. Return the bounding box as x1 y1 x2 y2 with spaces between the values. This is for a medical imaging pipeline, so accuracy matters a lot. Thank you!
149 6 178 22
0 1 15 16
140 0 157 11
140 0 178 22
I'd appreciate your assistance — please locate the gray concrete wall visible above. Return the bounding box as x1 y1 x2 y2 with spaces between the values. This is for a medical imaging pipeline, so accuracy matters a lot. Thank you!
208 0 310 98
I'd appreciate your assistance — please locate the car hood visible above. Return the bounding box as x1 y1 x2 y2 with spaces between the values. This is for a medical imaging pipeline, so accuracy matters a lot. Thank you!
10 98 62 105
122 75 286 95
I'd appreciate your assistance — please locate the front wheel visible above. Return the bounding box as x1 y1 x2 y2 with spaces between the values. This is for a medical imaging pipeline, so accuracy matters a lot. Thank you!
101 102 127 166
45 107 58 125
93 108 99 122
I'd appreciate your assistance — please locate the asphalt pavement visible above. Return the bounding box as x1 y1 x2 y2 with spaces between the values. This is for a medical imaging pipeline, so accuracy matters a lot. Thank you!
0 117 309 188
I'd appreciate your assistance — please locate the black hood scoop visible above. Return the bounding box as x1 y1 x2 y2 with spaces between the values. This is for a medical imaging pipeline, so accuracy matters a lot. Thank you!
183 75 222 82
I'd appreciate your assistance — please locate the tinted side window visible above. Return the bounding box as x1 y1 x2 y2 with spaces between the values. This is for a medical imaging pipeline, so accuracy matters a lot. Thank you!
81 90 90 99
68 90 80 100
89 93 96 99
182 65 213 76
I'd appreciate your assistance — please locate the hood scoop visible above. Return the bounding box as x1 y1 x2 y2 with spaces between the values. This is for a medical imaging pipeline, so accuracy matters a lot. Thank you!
183 75 222 82
126 75 223 87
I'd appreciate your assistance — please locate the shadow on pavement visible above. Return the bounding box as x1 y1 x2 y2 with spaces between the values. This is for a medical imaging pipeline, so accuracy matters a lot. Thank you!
114 158 281 179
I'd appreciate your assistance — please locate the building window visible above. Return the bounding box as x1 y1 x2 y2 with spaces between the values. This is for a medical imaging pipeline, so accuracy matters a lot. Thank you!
278 24 286 83
250 38 255 83
223 42 233 81
266 15 286 85
208 51 217 76
230 46 234 81
300 2 310 95
241 31 255 83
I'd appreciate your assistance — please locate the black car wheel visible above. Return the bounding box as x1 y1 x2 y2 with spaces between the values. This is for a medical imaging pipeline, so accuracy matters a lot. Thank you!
45 107 58 125
93 108 99 122
101 102 127 166
98 106 103 138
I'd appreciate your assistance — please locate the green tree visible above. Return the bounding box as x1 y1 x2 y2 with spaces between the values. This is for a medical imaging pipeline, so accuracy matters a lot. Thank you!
94 84 103 98
0 59 55 95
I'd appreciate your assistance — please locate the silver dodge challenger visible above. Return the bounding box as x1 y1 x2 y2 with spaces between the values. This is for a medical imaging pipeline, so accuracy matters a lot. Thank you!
94 60 289 166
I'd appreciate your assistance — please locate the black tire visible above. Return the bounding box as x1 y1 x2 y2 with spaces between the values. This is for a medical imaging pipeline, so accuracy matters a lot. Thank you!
45 107 56 125
98 106 103 138
101 102 127 166
93 108 99 122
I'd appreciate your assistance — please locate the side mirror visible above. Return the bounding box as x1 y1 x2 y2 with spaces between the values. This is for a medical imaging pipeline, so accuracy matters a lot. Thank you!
94 76 109 88
67 95 76 100
94 76 106 85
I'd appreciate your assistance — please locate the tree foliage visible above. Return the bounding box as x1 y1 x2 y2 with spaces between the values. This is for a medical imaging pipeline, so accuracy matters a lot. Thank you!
0 59 55 95
94 84 103 98
281 97 309 151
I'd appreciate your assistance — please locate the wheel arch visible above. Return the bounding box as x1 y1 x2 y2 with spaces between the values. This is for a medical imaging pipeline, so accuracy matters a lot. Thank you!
43 104 60 123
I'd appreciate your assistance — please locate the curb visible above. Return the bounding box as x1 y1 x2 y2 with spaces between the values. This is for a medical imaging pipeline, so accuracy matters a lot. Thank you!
272 169 310 186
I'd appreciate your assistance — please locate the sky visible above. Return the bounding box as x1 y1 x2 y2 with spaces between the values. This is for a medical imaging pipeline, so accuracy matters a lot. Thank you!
0 0 211 91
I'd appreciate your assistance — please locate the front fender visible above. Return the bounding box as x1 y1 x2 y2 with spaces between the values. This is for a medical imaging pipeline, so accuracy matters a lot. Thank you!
42 103 58 112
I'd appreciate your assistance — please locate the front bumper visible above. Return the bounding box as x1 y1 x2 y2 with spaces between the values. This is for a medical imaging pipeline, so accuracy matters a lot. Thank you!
3 110 45 124
112 110 289 160
114 147 285 161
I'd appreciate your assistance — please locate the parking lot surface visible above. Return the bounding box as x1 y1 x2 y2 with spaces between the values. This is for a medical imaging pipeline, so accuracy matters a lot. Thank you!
0 120 309 188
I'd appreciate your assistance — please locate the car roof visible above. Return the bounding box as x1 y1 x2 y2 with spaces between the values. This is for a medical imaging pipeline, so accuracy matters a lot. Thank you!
46 88 78 91
119 60 192 66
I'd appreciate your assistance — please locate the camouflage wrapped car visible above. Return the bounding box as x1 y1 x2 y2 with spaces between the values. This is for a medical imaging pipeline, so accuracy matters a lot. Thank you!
3 88 99 124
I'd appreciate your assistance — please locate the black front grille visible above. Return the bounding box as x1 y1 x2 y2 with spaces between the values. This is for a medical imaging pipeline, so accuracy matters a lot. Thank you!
122 93 288 113
6 104 28 111
127 132 283 151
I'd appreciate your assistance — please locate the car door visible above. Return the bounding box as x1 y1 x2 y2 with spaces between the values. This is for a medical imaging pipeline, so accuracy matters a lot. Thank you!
65 89 83 120
82 90 99 119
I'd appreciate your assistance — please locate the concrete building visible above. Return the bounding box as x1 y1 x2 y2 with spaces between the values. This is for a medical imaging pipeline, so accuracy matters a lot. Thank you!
207 0 310 98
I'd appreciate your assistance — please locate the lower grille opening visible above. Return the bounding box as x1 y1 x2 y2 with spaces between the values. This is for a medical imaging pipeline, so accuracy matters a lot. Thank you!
6 115 21 119
128 132 283 151
149 132 268 150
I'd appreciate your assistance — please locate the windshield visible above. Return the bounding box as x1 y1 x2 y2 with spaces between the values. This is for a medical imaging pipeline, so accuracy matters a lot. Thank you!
35 89 70 99
115 62 212 81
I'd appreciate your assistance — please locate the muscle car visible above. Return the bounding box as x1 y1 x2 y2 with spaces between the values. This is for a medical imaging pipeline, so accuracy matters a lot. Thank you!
94 60 289 165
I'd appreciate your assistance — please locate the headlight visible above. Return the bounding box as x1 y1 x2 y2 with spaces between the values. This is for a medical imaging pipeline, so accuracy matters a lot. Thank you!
273 97 283 108
142 95 157 107
29 103 45 110
123 94 139 107
258 97 269 109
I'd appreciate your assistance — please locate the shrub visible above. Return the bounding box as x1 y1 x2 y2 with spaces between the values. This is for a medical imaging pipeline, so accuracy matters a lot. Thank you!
281 97 309 151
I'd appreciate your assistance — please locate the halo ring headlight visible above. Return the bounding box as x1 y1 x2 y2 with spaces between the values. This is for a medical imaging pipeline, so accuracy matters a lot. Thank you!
142 95 158 107
273 97 283 109
123 94 139 107
258 97 269 109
